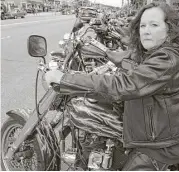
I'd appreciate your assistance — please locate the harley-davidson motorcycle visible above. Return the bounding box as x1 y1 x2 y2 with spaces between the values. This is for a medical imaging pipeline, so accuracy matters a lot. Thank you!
0 34 128 171
1 33 179 171
54 18 128 73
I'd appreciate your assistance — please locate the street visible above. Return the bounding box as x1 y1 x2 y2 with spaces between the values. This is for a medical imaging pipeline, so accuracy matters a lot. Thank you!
1 14 76 124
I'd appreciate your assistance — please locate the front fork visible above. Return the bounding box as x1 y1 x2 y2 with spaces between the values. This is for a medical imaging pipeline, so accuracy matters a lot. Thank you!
5 88 57 160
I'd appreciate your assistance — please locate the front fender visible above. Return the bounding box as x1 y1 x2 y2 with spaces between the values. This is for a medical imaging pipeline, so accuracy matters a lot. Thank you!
5 108 61 170
6 108 33 123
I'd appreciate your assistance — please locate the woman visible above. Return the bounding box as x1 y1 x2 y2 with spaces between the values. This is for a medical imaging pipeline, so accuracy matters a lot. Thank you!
45 2 179 170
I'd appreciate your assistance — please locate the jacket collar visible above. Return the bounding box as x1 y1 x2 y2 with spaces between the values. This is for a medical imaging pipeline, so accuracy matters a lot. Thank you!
144 42 179 56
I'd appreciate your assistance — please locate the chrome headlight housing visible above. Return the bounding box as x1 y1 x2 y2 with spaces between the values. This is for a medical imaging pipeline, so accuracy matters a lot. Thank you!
63 33 74 42
63 33 71 41
58 40 65 48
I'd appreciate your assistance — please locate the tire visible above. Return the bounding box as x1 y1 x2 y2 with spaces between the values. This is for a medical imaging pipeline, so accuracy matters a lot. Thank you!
1 117 45 171
1 16 5 20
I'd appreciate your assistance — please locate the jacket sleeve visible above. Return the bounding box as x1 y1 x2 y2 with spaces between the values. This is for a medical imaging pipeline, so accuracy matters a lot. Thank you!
60 48 179 101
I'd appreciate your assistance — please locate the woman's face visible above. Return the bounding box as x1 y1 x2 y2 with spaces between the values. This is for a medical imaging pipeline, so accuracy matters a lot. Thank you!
139 7 168 51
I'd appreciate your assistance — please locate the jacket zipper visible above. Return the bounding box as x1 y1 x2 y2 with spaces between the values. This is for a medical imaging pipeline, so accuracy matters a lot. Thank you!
148 106 155 140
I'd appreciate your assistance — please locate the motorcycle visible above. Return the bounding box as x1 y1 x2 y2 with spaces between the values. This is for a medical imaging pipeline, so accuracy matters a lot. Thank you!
55 17 129 75
1 34 127 171
59 17 128 53
1 34 179 171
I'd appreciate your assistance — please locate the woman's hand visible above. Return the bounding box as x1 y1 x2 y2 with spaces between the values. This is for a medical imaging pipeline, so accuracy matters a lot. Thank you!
45 70 64 87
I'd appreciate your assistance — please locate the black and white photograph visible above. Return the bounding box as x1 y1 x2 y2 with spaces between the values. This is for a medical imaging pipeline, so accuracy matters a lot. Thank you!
1 0 179 171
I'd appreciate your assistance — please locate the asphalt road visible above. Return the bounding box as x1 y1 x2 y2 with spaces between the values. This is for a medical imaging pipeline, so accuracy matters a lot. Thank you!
1 14 76 124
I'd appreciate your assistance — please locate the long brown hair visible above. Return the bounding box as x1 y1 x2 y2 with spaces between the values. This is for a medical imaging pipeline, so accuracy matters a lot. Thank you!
129 2 179 62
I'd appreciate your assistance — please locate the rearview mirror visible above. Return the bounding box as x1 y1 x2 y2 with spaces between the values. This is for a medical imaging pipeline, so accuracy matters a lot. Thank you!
28 35 47 57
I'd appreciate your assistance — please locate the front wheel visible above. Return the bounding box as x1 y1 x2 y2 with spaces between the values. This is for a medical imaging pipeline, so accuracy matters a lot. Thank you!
1 117 45 171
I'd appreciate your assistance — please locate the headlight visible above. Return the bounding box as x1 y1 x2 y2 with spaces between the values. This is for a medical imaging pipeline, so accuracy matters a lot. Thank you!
63 33 74 41
63 33 70 40
76 36 81 42
70 34 74 39
89 18 95 25
58 40 65 48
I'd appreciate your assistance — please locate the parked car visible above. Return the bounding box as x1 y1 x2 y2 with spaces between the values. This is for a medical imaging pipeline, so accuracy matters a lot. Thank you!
61 9 71 15
1 10 5 20
1 4 7 20
79 6 98 23
4 8 26 19
26 8 33 13
37 8 43 12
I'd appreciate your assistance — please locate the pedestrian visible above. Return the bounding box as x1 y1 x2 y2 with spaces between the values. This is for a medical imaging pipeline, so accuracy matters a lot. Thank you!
32 5 35 15
34 8 37 15
45 2 179 170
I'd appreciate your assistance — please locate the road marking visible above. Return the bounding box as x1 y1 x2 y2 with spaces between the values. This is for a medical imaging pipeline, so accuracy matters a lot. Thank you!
2 58 35 64
1 36 11 40
1 17 72 27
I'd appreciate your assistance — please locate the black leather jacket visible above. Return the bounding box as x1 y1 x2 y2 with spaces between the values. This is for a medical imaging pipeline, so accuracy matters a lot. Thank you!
60 45 179 148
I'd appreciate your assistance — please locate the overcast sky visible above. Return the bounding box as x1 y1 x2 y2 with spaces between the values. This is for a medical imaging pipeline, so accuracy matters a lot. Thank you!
89 0 127 7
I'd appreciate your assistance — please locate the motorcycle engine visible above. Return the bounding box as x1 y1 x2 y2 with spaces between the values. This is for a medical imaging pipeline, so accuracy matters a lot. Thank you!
88 139 114 170
76 130 127 170
88 150 104 170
